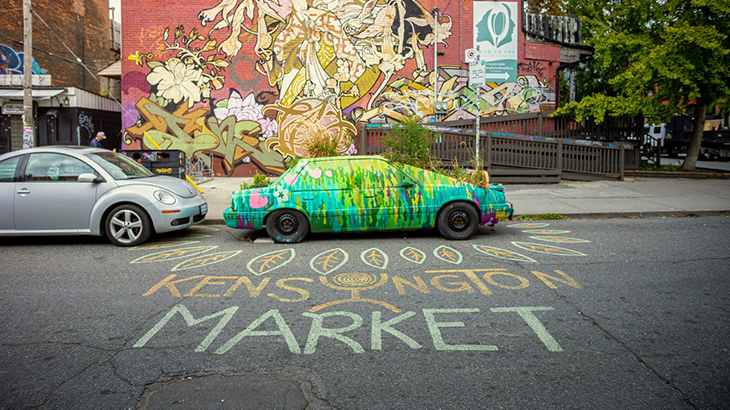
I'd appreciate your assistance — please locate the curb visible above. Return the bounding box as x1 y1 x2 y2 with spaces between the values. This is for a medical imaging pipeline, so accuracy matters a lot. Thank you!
626 171 730 179
201 211 729 225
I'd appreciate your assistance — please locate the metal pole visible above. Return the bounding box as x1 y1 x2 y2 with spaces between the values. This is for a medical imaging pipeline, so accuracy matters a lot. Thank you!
23 0 34 149
433 8 439 122
475 86 480 161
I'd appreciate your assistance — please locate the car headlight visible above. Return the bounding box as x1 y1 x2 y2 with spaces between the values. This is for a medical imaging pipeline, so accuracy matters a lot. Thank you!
153 190 177 205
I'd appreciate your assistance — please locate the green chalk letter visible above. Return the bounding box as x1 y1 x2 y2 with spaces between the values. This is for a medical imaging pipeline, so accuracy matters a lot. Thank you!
134 304 239 352
423 308 498 351
490 306 563 352
302 311 364 354
371 311 422 350
216 309 301 354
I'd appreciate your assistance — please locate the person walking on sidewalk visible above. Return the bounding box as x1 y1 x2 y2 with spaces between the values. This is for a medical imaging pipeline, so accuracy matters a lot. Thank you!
90 131 106 148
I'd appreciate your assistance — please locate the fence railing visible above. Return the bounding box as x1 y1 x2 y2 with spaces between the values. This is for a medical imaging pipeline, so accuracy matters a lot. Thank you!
359 124 628 180
524 12 583 46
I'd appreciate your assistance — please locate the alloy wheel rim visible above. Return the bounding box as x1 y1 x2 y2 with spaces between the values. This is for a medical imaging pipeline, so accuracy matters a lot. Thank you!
110 210 143 244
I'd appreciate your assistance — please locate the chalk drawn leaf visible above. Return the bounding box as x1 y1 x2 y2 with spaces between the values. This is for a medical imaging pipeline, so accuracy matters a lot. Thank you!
521 229 571 234
507 223 550 228
433 245 462 264
172 250 242 271
472 245 537 263
130 240 199 250
310 248 349 275
511 242 587 256
360 248 388 269
247 249 296 275
528 236 590 244
400 247 426 264
131 246 218 264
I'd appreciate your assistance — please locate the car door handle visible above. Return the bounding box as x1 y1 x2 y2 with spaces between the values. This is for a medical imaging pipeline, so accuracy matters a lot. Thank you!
17 188 30 195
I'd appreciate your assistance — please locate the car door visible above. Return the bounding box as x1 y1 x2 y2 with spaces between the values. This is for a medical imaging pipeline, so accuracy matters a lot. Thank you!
0 154 23 230
365 159 423 230
14 153 99 231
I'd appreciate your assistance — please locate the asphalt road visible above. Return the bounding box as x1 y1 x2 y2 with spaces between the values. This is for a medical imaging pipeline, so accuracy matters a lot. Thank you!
1 217 728 409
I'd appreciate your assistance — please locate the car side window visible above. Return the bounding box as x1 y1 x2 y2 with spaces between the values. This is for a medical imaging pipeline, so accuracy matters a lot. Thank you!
0 156 21 182
24 153 95 182
295 160 355 190
366 160 411 188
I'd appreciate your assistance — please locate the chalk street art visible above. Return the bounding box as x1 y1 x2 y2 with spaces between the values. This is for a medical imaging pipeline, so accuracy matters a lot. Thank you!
122 0 560 175
131 223 587 354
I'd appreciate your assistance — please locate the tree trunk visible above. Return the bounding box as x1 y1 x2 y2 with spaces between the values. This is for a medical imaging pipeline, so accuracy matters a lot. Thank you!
681 103 707 171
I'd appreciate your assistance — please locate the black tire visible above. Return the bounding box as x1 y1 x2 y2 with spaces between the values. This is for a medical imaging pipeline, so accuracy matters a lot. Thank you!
266 209 309 243
437 202 479 240
105 204 153 247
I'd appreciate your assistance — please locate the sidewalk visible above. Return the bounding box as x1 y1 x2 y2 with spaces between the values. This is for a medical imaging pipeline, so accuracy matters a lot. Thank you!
196 176 730 224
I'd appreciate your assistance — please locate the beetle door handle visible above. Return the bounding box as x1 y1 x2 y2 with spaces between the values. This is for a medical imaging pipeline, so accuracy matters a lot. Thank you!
17 188 30 195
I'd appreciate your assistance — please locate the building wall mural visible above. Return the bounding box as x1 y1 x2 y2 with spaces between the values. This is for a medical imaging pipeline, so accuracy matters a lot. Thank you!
0 44 47 75
122 0 558 177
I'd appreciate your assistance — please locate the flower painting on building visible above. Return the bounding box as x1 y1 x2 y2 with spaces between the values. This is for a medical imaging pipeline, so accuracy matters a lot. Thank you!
122 0 557 176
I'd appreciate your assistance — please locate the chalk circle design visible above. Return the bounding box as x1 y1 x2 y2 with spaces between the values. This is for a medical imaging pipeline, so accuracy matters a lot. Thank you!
247 248 296 275
130 246 218 264
433 245 462 264
310 248 349 275
400 247 426 264
361 248 389 270
511 242 587 256
330 273 382 289
528 236 590 244
507 223 551 228
129 240 199 251
472 244 537 263
171 250 243 271
522 229 571 234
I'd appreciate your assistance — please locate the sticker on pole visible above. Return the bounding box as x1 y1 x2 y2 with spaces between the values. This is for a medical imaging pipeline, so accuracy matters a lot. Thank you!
465 48 478 63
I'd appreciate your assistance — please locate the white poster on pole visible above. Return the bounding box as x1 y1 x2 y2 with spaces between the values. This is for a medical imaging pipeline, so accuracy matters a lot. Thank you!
473 1 518 83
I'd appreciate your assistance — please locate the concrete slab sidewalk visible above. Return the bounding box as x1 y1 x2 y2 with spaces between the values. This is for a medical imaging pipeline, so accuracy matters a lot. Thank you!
194 176 730 224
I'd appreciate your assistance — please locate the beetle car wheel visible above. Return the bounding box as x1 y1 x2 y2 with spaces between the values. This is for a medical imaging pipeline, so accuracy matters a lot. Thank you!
437 202 479 240
105 204 152 247
266 209 309 243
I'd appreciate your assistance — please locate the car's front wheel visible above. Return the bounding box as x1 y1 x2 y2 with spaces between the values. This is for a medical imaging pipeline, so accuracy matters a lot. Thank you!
105 204 153 246
266 209 309 243
437 202 479 240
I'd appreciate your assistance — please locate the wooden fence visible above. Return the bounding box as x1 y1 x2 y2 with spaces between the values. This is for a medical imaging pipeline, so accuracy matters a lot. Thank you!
359 124 629 182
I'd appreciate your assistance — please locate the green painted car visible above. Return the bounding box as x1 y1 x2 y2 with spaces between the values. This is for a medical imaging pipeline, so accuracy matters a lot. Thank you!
224 156 513 243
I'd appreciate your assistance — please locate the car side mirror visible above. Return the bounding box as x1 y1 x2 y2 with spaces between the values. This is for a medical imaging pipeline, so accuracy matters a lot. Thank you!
78 173 103 183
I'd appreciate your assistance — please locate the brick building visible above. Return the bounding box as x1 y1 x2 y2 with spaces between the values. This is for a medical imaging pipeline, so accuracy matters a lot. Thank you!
0 0 122 153
121 0 590 176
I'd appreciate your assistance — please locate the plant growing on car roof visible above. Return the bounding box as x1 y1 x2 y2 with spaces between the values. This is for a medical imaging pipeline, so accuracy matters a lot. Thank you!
382 115 438 170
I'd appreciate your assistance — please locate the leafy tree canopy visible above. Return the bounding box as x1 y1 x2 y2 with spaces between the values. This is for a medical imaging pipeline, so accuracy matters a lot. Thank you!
557 0 730 123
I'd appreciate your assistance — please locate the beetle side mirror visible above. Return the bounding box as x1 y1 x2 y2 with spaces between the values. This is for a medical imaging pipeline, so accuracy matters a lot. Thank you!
78 173 103 183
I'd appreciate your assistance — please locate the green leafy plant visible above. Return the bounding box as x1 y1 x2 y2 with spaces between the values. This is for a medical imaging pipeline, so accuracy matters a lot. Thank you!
240 173 270 190
382 116 437 170
304 134 350 158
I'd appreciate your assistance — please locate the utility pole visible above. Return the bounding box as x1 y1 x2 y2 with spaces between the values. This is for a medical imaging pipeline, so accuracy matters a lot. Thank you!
433 7 438 122
23 0 34 149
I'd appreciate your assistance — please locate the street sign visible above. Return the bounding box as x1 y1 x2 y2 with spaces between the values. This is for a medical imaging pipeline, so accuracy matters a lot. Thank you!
468 61 486 87
473 1 518 83
465 48 478 63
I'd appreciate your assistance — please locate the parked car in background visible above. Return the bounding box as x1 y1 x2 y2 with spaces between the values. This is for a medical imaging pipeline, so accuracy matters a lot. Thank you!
0 146 207 246
224 155 514 243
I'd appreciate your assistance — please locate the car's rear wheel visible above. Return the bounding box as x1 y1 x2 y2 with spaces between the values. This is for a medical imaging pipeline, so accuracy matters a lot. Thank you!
105 204 153 247
437 202 479 240
266 209 309 243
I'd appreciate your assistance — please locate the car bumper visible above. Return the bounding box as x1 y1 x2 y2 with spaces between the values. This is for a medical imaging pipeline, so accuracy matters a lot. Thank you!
480 202 514 226
223 207 263 230
149 196 208 233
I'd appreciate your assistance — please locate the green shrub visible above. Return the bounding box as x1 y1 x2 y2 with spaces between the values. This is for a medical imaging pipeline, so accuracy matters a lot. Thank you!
382 116 437 170
240 173 270 190
304 133 351 158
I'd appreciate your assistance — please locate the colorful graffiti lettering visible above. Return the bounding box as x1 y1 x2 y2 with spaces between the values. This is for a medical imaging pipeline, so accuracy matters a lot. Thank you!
0 44 46 75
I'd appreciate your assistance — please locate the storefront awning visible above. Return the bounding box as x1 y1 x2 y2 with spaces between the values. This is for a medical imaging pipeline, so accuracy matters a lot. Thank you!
97 61 121 78
0 88 67 100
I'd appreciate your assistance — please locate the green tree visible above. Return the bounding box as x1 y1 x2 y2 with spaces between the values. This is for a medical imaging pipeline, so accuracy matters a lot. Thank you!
558 0 730 170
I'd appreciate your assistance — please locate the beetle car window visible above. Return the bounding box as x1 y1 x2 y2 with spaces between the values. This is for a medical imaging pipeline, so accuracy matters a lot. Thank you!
0 156 21 182
24 153 95 182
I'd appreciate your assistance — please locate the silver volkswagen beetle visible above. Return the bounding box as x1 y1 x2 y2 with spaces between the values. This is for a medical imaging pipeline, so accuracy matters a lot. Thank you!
0 146 208 246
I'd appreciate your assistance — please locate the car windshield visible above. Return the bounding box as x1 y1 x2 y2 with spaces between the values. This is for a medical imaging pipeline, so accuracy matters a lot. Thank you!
86 152 153 180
